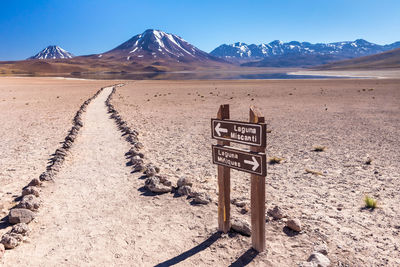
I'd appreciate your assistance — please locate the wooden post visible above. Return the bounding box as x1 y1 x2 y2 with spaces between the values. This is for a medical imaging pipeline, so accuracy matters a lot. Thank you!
249 106 266 252
217 104 231 233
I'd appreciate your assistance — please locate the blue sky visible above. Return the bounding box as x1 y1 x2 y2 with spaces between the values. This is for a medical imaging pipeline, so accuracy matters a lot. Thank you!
0 0 399 60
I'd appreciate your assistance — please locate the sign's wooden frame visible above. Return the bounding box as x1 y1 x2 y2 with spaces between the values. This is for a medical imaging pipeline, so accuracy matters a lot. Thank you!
212 104 266 252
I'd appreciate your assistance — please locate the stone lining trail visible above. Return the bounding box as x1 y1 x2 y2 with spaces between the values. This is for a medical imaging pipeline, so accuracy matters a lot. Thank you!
3 86 217 266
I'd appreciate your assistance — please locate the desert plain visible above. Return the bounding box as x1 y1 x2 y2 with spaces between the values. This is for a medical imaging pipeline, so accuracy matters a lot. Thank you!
0 76 399 266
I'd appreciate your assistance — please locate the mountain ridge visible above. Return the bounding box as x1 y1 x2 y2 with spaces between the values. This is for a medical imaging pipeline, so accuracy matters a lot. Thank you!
2 31 399 77
210 39 400 67
314 47 400 70
29 45 74 59
1 29 228 76
94 29 224 64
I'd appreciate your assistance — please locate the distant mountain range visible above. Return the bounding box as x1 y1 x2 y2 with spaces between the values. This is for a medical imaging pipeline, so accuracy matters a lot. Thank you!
3 30 226 76
2 30 399 77
29 45 74 59
210 40 400 67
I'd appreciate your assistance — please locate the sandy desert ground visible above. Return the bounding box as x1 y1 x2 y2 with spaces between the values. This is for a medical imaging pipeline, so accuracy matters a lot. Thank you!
0 77 111 230
1 77 399 266
112 79 400 266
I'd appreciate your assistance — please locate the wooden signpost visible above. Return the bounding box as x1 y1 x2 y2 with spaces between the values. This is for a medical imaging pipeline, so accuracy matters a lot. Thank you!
212 104 267 252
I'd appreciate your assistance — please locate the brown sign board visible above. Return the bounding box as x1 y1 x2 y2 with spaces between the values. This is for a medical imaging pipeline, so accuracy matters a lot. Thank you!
212 145 266 176
211 119 266 147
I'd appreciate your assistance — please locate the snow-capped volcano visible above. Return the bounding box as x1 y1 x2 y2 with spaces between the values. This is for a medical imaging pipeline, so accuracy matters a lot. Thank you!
29 45 74 59
100 29 221 63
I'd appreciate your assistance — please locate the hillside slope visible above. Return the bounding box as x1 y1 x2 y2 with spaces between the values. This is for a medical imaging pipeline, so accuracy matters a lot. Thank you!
0 30 229 76
315 48 400 70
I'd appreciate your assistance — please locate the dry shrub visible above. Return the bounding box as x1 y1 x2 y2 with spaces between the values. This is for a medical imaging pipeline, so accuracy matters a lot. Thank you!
305 169 324 176
269 157 284 164
312 145 326 152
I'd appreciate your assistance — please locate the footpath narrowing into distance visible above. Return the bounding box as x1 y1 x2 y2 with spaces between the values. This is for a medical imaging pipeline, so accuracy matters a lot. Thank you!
1 85 216 266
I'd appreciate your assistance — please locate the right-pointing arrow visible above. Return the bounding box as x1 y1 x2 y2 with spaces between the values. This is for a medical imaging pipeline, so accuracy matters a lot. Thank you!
215 122 228 137
244 156 260 171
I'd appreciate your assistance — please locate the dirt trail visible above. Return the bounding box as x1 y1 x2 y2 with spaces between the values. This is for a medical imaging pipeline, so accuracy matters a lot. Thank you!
3 87 218 266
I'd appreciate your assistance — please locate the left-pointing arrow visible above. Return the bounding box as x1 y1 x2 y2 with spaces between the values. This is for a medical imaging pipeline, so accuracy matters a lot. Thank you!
244 156 260 171
215 122 228 136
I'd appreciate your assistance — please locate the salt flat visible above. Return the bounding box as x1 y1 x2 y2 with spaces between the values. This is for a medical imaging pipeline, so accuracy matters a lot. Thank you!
289 69 400 79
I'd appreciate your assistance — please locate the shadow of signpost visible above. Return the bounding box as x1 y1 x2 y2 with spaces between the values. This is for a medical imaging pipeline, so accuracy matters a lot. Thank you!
229 248 259 267
154 232 222 267
154 231 261 267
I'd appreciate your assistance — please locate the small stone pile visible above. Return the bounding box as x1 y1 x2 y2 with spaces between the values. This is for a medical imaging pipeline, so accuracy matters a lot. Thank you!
177 177 193 196
1 223 30 250
266 205 303 232
1 85 118 255
267 205 284 220
175 177 211 204
145 174 172 193
1 175 39 250
105 86 211 204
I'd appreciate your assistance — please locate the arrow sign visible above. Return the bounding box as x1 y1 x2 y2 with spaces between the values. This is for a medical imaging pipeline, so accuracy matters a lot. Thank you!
211 119 266 147
244 156 260 171
212 145 266 176
215 122 228 136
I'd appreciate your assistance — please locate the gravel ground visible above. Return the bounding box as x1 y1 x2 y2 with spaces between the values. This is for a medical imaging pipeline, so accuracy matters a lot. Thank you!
112 79 400 266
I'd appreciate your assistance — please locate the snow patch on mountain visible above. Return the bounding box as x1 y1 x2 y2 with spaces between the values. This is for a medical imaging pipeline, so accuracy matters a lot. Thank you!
29 45 74 59
210 39 400 60
124 29 196 58
104 29 221 63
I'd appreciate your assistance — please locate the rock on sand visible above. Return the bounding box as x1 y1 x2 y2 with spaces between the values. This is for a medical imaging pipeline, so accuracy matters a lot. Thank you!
307 252 331 267
286 218 302 232
17 195 40 211
145 176 171 193
22 186 40 197
268 205 284 220
8 209 35 224
231 218 251 236
1 233 23 249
